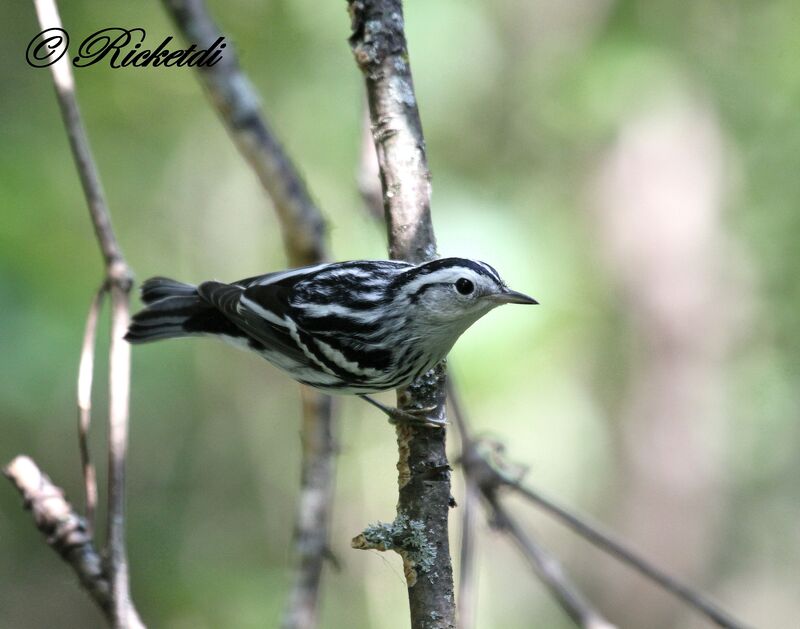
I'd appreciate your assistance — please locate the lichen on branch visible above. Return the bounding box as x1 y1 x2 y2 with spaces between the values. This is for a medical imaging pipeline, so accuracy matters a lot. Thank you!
352 513 438 587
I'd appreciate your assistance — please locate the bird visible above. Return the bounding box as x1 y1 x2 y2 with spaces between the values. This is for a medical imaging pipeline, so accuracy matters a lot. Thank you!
125 257 537 425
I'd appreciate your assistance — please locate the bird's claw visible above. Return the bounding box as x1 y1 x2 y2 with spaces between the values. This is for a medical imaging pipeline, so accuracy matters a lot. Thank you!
386 405 446 428
359 395 447 428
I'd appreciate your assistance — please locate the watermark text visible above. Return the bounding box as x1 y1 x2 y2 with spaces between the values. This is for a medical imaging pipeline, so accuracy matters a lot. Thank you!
26 28 225 69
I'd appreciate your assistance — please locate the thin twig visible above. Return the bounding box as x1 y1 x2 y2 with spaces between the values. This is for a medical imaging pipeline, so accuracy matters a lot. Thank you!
506 480 751 629
30 1 141 626
77 286 105 534
160 3 336 628
347 2 455 628
4 457 111 614
450 385 750 629
450 383 616 629
485 492 617 629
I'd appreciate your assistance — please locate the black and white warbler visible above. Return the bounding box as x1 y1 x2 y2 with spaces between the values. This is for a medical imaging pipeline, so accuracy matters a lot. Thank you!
125 258 537 424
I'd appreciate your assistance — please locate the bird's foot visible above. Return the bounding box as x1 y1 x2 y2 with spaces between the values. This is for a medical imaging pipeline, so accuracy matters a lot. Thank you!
359 395 446 428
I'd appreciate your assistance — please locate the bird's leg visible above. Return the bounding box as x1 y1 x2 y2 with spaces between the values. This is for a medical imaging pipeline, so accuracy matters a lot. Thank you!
359 395 446 428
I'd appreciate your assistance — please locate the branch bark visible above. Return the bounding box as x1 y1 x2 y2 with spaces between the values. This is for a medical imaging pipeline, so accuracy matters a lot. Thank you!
4 457 111 615
347 2 455 628
160 3 336 628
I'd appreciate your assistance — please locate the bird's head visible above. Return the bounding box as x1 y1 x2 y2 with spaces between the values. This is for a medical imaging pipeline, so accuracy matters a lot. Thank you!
395 257 537 333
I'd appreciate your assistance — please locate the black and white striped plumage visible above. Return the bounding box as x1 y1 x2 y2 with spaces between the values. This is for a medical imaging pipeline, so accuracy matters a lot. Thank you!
125 258 537 395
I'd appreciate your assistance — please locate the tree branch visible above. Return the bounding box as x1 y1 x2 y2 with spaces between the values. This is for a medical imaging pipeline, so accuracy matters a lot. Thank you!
348 1 437 263
4 457 111 616
449 383 751 629
161 0 327 266
505 479 751 629
7 2 143 626
347 2 455 628
450 384 616 629
484 491 617 629
282 390 337 629
160 3 336 628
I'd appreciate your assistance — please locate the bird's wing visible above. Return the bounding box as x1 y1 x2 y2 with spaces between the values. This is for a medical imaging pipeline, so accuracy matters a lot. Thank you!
197 280 308 364
233 263 332 289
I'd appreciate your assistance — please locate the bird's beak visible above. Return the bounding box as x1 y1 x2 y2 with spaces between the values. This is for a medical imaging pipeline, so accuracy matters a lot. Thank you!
491 289 539 305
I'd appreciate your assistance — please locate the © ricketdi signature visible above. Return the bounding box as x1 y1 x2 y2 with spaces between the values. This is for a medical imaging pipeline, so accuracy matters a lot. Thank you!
26 27 226 69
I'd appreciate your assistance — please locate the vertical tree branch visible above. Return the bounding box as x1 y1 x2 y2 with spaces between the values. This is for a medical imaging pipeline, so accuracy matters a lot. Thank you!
282 389 337 629
347 2 455 628
105 287 136 628
348 1 437 263
160 3 335 628
10 1 143 626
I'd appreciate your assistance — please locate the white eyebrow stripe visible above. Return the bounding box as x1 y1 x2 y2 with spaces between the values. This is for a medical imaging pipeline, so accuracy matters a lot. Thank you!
473 261 503 284
402 268 479 294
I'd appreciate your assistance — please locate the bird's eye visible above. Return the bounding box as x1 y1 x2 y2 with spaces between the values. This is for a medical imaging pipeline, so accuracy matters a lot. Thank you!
455 278 474 295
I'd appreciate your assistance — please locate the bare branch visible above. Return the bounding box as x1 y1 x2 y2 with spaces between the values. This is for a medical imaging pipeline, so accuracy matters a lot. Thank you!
161 0 327 267
484 491 617 629
281 391 337 629
105 286 138 628
450 384 616 629
347 2 454 628
77 286 105 534
160 4 336 628
348 1 436 264
505 479 751 629
4 456 111 617
449 376 750 629
29 1 141 626
453 385 749 629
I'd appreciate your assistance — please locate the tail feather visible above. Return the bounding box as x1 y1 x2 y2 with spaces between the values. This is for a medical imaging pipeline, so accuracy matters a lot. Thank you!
140 276 197 304
126 277 241 344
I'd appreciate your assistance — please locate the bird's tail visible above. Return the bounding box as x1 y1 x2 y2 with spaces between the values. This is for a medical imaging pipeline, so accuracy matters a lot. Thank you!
125 277 232 344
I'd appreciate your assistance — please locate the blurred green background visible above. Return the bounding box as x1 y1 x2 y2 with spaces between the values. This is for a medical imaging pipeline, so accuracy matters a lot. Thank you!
1 1 798 627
